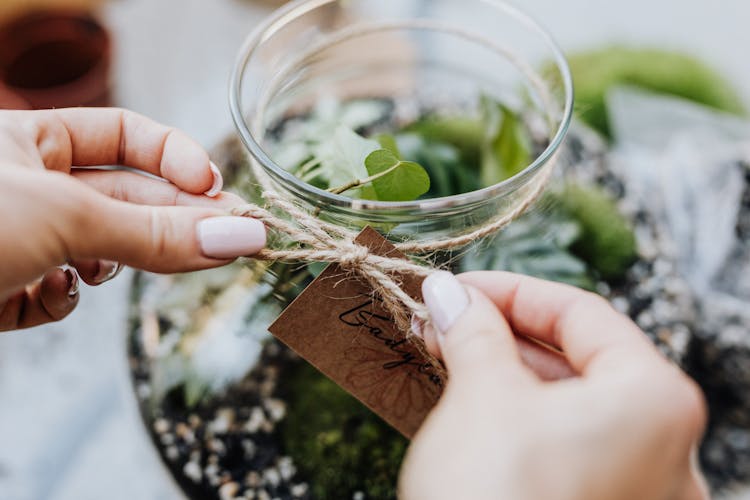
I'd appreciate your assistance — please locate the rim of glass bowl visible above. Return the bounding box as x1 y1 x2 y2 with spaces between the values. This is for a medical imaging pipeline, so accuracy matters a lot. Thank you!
229 0 574 217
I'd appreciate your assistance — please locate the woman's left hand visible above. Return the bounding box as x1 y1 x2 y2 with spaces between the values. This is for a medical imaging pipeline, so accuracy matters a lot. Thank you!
0 108 267 331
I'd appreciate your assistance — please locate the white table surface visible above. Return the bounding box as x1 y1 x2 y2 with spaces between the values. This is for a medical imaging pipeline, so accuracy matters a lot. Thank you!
0 1 749 499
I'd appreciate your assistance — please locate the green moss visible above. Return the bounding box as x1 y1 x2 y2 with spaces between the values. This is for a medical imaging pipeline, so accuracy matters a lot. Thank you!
553 185 638 281
567 47 745 137
280 362 408 499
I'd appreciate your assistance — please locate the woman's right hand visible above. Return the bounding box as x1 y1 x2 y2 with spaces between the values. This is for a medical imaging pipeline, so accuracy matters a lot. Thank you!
400 271 709 500
0 108 266 331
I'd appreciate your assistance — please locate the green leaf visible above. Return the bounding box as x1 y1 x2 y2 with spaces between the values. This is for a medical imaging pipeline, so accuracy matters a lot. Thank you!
480 96 532 187
459 212 596 291
312 126 379 189
377 134 401 157
365 149 430 202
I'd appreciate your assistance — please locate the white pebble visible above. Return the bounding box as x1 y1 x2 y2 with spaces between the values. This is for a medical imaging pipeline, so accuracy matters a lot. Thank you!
183 461 202 483
278 457 296 481
219 482 240 500
210 408 235 434
263 468 281 488
153 418 169 434
291 483 309 497
264 399 287 422
244 407 266 434
257 490 271 500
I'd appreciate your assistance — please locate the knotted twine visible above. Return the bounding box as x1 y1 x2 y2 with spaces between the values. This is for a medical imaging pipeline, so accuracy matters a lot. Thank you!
231 165 553 352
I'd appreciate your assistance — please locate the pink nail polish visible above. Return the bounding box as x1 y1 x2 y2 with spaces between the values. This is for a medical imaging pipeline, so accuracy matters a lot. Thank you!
204 162 223 198
93 260 122 284
422 271 470 335
198 217 266 259
64 269 80 298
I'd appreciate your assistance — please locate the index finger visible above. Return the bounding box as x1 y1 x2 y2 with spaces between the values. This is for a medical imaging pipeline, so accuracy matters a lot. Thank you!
40 108 217 194
458 271 662 376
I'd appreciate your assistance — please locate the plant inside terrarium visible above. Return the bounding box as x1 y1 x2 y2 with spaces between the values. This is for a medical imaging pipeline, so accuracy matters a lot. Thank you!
268 94 539 201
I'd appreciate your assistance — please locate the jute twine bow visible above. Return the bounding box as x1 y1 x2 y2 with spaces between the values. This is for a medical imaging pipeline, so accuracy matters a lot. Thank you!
231 167 552 345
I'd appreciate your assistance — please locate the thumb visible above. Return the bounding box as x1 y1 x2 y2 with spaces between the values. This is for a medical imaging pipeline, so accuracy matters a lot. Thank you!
65 188 266 273
422 271 532 383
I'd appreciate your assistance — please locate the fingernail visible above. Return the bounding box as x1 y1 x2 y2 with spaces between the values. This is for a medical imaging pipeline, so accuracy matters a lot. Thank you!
204 161 223 198
197 216 266 259
93 260 123 284
64 269 80 298
422 271 470 335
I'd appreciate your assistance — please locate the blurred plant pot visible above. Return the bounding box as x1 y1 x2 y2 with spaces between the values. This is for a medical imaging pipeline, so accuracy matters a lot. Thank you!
0 82 31 109
0 10 112 109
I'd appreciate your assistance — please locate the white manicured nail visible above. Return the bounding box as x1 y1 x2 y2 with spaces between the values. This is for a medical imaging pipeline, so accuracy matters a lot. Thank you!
422 271 470 335
204 162 223 198
93 260 122 284
198 217 267 259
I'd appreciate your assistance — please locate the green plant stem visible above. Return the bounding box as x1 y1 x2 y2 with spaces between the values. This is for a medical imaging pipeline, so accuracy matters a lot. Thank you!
297 157 321 178
327 161 404 195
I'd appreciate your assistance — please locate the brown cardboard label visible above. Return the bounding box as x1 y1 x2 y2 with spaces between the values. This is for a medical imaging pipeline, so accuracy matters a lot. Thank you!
269 226 444 438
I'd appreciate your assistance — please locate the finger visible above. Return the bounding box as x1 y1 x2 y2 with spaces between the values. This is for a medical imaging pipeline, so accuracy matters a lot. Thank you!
458 272 661 376
33 108 221 194
72 168 245 209
421 271 535 384
70 259 122 286
415 320 574 380
0 269 79 331
65 186 267 273
516 336 576 381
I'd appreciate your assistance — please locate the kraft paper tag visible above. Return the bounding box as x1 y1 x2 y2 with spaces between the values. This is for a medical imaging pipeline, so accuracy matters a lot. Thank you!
269 226 444 438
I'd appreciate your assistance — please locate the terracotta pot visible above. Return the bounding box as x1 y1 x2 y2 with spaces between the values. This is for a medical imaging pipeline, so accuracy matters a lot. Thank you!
0 10 112 109
0 82 31 109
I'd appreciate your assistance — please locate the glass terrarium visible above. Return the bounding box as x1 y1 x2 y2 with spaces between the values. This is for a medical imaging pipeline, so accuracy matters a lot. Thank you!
127 1 694 499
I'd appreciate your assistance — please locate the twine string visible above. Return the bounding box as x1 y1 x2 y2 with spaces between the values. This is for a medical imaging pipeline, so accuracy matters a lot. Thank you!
231 165 553 344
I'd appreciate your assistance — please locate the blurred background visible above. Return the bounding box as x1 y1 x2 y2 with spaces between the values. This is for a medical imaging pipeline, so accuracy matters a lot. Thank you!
0 0 749 499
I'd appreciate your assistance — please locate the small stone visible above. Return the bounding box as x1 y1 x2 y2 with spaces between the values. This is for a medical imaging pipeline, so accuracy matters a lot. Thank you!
263 468 281 488
611 296 630 314
244 490 256 500
219 481 240 500
183 461 202 483
265 399 286 422
153 418 169 434
205 463 221 487
175 422 196 445
257 490 271 500
165 446 179 462
278 457 296 481
244 407 266 434
188 414 202 429
291 483 309 497
261 420 275 433
210 408 235 434
160 433 175 446
209 438 227 456
245 471 262 488
353 492 365 500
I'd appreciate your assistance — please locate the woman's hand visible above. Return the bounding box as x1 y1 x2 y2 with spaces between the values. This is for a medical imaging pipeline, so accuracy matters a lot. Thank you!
400 271 709 500
0 108 266 331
